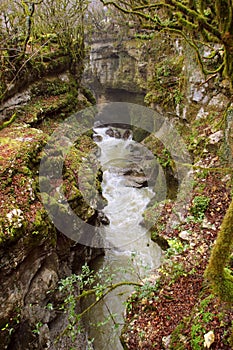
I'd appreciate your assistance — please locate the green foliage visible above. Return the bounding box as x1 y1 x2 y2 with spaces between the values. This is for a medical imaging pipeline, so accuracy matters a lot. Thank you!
100 0 233 86
174 88 184 106
58 273 83 341
0 113 17 131
144 56 185 109
170 294 215 350
0 308 21 338
46 263 141 346
165 238 188 257
190 322 203 350
0 0 89 103
124 280 160 314
169 262 187 284
31 80 70 97
136 280 160 300
135 33 154 40
0 322 15 336
32 322 43 335
170 320 187 350
190 295 215 350
190 195 210 220
160 148 173 168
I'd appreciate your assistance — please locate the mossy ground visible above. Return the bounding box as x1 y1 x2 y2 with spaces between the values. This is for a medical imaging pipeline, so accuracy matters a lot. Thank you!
0 77 97 248
0 125 48 245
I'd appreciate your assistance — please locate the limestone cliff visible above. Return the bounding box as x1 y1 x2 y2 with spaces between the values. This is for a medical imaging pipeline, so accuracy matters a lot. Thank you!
0 71 103 349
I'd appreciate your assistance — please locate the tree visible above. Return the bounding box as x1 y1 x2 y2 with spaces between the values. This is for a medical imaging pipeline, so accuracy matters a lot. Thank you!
0 0 89 103
36 0 89 81
204 196 233 302
99 0 233 88
99 0 233 303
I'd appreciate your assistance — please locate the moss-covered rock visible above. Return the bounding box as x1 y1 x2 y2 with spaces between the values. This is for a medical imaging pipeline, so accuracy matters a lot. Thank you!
142 134 179 199
0 75 104 348
144 55 185 111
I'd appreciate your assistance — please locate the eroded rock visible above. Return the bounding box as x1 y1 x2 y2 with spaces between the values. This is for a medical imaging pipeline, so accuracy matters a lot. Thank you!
0 123 104 349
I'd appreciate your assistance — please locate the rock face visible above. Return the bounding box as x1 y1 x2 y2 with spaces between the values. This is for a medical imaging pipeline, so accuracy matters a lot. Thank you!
0 233 102 350
0 78 104 349
83 38 146 103
84 32 231 128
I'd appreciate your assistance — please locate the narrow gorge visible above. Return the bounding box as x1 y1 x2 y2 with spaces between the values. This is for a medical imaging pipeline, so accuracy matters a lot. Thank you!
0 1 233 349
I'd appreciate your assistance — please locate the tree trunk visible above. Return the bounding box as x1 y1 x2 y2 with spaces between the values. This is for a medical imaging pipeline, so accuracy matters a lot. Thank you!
222 35 233 88
204 198 233 302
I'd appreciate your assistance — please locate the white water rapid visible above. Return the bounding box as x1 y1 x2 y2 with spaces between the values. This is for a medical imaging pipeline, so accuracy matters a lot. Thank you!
85 126 162 350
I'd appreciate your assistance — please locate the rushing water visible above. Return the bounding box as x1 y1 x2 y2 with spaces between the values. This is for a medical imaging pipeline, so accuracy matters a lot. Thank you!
85 126 162 350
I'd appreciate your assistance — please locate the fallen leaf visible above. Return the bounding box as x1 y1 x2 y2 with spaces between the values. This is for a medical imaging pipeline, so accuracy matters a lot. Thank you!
204 330 215 348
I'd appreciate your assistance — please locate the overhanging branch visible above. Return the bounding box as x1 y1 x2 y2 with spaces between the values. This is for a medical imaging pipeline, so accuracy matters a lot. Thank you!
100 0 222 40
164 27 224 75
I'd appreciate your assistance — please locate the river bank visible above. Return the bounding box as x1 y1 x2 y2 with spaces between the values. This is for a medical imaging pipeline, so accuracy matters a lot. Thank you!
0 74 105 349
120 112 233 350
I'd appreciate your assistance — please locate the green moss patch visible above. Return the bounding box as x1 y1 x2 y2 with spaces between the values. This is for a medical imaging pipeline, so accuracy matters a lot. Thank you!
144 55 184 109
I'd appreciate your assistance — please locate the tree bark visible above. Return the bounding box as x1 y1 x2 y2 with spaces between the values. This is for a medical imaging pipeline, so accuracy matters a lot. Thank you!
205 197 233 302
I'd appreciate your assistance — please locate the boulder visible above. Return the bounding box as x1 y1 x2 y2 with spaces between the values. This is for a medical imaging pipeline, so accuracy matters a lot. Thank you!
105 128 115 137
122 129 131 140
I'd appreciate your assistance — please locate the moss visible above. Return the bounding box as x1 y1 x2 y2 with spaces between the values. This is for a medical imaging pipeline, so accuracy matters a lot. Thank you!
144 55 185 110
206 269 233 303
32 209 52 236
229 325 233 347
205 199 233 302
0 74 100 251
132 127 150 142
143 134 179 199
0 113 17 131
20 90 78 125
31 79 70 97
39 176 52 193
80 86 96 105
0 126 48 246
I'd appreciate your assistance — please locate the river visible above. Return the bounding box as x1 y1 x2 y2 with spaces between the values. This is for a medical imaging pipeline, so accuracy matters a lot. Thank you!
84 126 162 350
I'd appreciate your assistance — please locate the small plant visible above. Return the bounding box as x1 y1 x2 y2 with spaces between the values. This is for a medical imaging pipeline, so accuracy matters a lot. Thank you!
189 294 215 349
160 148 173 168
170 262 187 283
32 322 43 335
138 330 146 340
190 195 210 220
1 322 15 336
136 280 160 300
87 338 94 349
174 89 184 105
46 263 141 346
0 308 21 337
165 238 188 257
191 323 203 350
